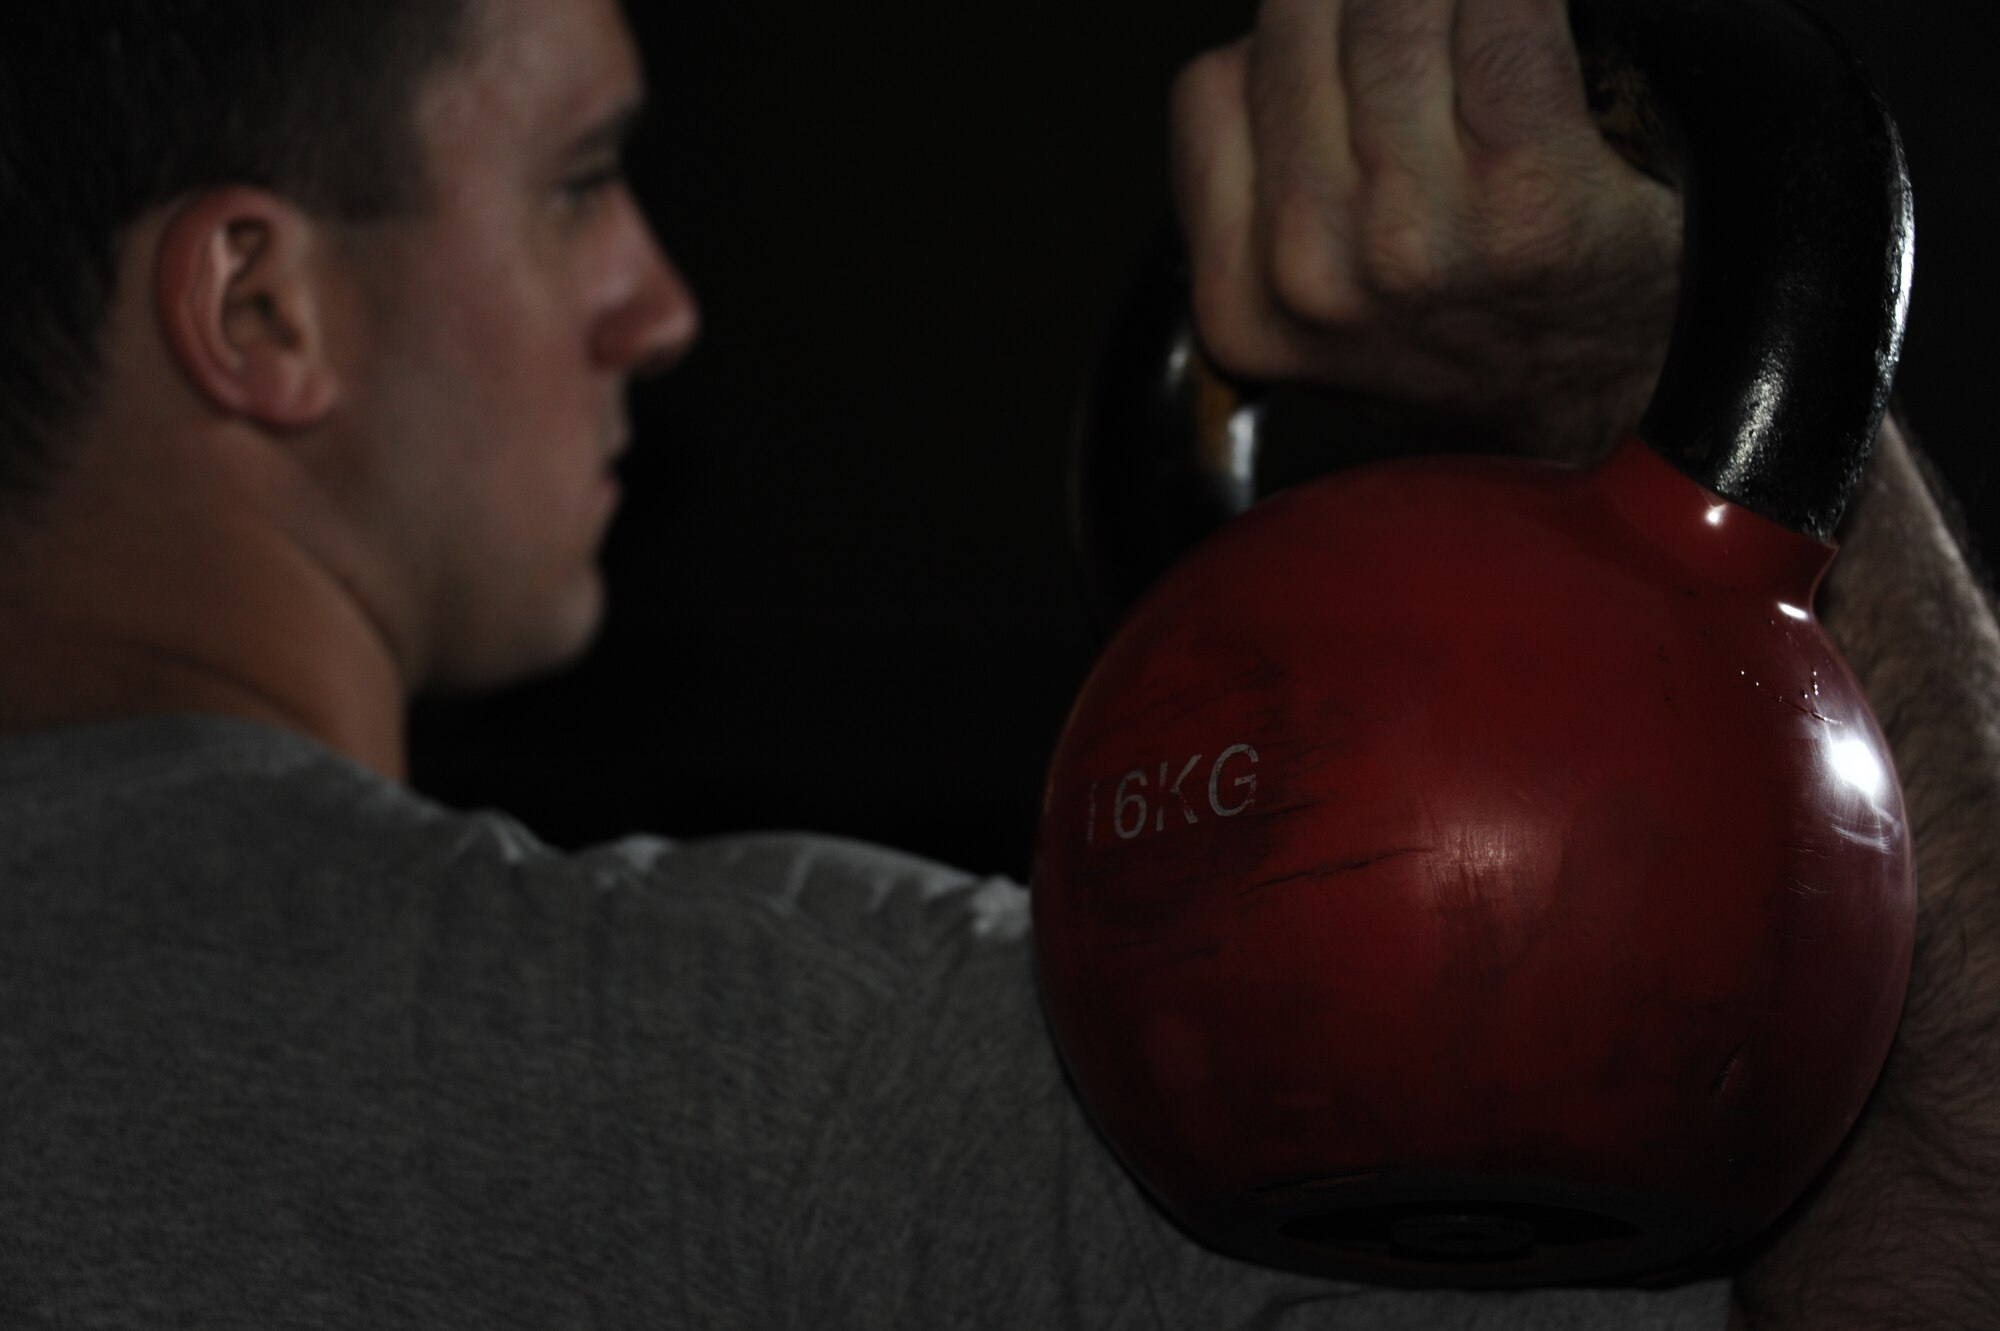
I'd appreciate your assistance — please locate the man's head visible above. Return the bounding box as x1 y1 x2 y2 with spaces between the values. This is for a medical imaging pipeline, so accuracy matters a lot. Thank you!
0 0 698 701
0 0 477 497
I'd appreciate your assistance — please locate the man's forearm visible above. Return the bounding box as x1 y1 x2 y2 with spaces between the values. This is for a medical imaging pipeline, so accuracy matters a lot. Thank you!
1733 419 2000 1329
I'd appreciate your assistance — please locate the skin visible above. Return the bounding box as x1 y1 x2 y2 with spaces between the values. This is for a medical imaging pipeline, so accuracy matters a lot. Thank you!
0 0 697 780
1175 0 2000 1324
1173 0 1681 460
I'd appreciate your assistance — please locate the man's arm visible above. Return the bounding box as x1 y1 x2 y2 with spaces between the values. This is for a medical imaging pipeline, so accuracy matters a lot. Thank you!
1727 421 2000 1329
1172 1 2000 1324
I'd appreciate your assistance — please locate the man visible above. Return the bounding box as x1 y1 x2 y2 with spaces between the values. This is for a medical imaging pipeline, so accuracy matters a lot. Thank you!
0 1 1986 1328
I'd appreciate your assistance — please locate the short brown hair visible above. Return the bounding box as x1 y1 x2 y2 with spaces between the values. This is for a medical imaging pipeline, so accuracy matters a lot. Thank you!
0 0 483 498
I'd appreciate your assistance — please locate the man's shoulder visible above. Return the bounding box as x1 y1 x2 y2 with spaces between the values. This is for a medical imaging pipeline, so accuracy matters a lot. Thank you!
0 710 1030 960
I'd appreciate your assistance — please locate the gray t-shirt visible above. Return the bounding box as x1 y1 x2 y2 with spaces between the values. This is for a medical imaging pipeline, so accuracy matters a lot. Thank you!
0 715 1730 1328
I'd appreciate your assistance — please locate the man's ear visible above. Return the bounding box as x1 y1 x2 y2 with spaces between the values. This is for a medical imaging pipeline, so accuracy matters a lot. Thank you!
153 187 342 430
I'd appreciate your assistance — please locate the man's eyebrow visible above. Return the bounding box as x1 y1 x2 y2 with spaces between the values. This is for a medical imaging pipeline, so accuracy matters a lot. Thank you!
563 98 647 159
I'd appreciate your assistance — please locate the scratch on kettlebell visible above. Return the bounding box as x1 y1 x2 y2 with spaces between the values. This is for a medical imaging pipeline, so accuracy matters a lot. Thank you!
1235 848 1428 896
1712 1041 1748 1096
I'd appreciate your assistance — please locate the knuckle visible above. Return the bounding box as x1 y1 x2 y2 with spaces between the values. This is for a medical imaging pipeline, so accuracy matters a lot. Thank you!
1474 166 1572 264
1357 221 1445 302
1455 28 1582 147
1344 2 1451 88
1353 177 1450 301
1344 117 1406 178
1261 188 1363 328
1470 153 1641 285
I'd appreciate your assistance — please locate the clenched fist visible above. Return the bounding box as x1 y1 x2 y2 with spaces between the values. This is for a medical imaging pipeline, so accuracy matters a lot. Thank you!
1171 0 1682 462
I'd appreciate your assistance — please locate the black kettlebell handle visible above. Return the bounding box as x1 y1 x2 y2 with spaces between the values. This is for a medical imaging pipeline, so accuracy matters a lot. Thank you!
1578 0 1912 542
1075 0 1912 600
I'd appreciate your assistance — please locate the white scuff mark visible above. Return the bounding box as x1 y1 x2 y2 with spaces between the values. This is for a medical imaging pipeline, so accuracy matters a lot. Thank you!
455 812 551 865
772 847 817 913
965 878 1031 942
1831 822 1898 853
604 835 675 875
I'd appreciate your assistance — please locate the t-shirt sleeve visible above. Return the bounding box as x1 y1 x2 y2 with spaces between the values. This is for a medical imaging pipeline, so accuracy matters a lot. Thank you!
581 831 1733 1330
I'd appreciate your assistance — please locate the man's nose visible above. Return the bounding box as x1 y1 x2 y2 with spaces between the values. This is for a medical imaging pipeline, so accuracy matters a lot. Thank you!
594 227 701 378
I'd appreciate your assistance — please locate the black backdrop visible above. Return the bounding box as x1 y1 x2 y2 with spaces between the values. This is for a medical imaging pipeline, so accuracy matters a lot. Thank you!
409 0 1998 882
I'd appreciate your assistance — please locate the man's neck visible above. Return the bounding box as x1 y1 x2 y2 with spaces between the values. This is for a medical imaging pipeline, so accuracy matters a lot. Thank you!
0 464 411 781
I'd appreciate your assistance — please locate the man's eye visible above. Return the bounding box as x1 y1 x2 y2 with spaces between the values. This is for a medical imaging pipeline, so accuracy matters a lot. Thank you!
560 164 626 210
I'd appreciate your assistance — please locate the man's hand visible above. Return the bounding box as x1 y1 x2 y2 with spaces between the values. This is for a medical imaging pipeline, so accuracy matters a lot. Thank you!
1171 0 1680 461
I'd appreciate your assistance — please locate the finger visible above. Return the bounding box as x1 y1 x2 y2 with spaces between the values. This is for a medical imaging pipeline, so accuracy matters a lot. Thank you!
1452 0 1598 156
1244 0 1349 194
1171 39 1295 376
1339 0 1460 177
1242 0 1368 328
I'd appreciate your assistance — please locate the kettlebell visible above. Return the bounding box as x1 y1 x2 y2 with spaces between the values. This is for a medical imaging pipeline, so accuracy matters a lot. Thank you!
1033 0 1915 1289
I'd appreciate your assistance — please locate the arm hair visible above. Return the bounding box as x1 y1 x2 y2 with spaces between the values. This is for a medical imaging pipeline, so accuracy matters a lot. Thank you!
1730 416 2000 1329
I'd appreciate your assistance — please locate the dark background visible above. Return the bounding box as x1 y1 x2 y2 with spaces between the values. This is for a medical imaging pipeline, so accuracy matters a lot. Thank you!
409 0 1998 882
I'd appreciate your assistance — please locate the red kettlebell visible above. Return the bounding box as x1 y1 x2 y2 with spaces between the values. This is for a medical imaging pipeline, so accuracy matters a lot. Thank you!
1034 0 1916 1289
